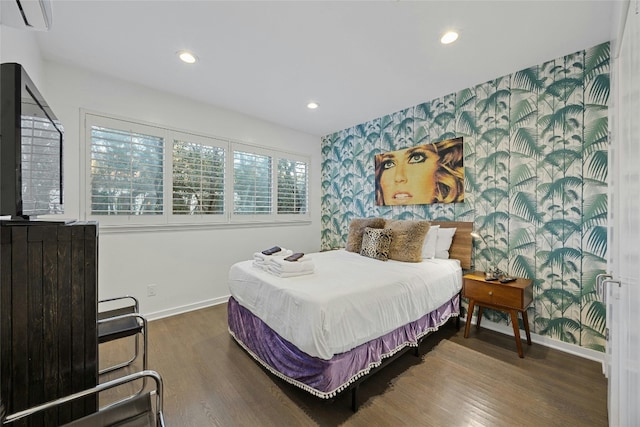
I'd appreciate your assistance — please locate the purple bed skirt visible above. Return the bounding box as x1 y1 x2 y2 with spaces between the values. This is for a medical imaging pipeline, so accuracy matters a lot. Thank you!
227 294 460 399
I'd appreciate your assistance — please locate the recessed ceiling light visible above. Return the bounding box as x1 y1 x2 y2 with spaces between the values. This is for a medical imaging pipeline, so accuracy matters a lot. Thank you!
307 102 319 109
440 31 459 45
178 51 198 64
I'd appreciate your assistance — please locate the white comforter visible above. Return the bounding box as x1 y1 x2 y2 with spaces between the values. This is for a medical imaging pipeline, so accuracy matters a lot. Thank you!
228 249 462 360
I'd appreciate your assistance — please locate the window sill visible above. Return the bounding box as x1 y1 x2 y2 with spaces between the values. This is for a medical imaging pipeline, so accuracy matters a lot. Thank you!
96 219 312 234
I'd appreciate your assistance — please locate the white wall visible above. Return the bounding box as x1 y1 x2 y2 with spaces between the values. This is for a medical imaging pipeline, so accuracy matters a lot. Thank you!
44 62 322 319
2 27 322 319
0 25 45 88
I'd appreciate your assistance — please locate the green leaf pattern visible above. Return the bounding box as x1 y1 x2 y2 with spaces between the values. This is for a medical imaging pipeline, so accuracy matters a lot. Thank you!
320 43 609 351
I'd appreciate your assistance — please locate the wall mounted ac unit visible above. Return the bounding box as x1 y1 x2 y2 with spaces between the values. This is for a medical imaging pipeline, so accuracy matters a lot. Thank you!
0 0 52 31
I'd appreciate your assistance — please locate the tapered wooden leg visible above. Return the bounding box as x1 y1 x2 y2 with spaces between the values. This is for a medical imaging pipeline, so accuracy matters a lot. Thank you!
464 300 475 338
509 310 524 358
476 306 484 330
522 309 532 345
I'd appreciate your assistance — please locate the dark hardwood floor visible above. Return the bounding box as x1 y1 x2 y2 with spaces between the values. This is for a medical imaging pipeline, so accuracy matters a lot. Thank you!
100 303 608 426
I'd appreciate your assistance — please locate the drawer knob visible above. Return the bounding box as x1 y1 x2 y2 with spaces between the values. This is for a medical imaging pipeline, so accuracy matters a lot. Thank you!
488 291 493 296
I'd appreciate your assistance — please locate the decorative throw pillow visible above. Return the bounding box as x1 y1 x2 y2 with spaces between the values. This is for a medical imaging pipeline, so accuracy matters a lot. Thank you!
421 225 440 259
360 227 393 261
345 217 386 253
435 227 457 259
384 220 431 262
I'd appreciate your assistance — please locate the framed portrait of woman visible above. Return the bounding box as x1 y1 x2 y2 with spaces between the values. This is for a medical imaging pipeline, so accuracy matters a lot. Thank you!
374 137 464 206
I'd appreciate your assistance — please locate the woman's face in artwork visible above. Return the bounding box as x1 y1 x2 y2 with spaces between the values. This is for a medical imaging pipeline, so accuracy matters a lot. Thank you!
378 145 439 205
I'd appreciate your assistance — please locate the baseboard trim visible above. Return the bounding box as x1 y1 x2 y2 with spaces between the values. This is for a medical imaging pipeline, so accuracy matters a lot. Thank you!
468 315 605 364
144 296 229 321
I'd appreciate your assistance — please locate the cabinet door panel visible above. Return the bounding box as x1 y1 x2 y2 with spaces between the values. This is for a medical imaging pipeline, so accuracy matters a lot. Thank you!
0 222 98 426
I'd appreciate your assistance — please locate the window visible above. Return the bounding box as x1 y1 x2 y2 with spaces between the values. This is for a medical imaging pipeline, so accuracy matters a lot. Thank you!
277 158 308 214
233 150 272 215
84 112 310 227
90 125 164 216
173 139 225 215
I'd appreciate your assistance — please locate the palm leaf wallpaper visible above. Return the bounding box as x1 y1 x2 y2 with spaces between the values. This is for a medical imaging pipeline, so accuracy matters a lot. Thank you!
321 43 609 352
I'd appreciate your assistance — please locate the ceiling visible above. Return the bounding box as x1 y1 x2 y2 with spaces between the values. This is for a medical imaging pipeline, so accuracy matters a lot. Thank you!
32 1 620 137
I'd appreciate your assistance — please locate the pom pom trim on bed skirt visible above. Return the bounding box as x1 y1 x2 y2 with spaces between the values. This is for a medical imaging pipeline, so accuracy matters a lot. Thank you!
227 295 460 399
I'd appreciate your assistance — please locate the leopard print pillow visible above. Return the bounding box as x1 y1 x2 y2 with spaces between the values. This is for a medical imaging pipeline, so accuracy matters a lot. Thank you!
360 227 393 261
345 217 385 253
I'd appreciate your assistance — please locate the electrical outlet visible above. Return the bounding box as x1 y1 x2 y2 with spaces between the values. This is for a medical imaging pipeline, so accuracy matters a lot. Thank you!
147 284 157 297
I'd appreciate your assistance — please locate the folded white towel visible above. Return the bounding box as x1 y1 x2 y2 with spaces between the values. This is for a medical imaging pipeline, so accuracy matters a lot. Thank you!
267 257 315 273
253 248 293 262
252 261 268 270
267 269 315 278
268 256 312 266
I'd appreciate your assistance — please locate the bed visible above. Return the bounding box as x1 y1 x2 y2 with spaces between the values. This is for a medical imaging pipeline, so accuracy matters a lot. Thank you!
227 220 472 410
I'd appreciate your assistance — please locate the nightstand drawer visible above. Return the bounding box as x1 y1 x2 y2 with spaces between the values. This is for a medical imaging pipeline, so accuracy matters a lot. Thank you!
464 280 523 309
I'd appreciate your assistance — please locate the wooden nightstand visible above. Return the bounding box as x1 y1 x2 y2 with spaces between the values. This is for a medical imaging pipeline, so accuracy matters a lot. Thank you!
463 271 533 358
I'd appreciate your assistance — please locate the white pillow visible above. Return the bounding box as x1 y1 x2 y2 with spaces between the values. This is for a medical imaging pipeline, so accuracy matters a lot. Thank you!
421 225 440 258
435 227 457 259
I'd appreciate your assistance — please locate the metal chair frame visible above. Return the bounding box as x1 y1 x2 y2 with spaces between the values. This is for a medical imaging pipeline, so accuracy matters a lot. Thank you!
98 296 147 375
2 370 166 426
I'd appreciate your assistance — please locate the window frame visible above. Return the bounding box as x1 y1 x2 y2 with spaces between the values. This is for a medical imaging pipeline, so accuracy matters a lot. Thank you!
81 111 311 229
168 131 229 225
230 142 275 222
83 113 167 226
274 152 310 220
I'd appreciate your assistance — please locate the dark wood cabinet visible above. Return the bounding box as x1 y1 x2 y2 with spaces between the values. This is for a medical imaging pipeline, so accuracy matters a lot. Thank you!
1 221 98 425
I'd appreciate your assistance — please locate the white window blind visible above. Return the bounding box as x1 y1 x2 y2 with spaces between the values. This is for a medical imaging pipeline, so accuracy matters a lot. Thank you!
172 139 225 215
21 116 63 214
233 150 272 215
83 111 310 227
277 158 308 214
90 126 164 215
